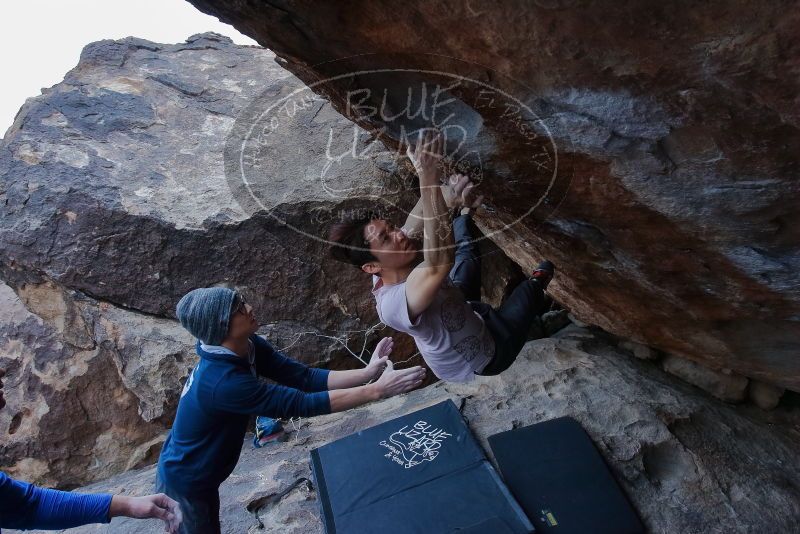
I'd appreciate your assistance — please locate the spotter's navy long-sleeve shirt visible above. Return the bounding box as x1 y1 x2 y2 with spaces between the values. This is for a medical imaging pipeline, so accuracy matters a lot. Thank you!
157 334 330 495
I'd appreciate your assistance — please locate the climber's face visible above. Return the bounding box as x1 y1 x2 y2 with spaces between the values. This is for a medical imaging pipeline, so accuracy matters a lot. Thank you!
361 218 419 272
226 294 258 340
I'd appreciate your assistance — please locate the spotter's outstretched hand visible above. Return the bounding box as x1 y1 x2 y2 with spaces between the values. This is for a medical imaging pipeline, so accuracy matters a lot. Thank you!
373 361 426 398
366 337 393 381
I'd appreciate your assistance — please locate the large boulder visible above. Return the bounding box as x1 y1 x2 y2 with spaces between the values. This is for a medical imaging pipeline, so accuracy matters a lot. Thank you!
0 32 520 486
0 280 194 489
24 329 800 534
0 33 407 486
0 32 409 351
185 1 800 391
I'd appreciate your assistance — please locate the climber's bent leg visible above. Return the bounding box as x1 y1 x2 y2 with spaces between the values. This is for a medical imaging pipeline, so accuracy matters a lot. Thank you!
448 214 482 302
476 279 546 376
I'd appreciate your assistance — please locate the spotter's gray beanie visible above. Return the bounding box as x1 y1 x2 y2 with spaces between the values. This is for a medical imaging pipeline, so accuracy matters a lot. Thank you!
176 287 237 345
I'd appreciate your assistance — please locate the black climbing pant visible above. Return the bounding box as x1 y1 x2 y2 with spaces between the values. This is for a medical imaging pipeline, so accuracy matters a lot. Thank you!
447 214 547 376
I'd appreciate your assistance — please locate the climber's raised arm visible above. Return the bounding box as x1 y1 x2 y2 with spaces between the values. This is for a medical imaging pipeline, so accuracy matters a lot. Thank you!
401 196 425 241
404 130 454 321
402 166 483 241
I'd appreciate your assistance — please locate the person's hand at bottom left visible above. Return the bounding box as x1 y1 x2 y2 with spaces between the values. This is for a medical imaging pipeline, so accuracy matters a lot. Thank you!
110 494 182 534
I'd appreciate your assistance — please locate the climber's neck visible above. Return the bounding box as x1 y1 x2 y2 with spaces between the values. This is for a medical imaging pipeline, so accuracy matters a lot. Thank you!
377 265 415 286
221 336 250 358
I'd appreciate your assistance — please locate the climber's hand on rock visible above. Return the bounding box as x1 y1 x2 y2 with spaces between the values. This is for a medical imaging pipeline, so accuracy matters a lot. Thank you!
366 337 393 381
442 173 484 210
373 361 426 398
407 129 444 186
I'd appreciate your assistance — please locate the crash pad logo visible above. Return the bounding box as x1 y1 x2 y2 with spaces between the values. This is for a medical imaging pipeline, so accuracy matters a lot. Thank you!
379 420 453 469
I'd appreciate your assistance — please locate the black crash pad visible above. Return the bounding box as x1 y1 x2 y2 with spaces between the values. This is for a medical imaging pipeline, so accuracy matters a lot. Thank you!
310 400 534 534
488 417 645 534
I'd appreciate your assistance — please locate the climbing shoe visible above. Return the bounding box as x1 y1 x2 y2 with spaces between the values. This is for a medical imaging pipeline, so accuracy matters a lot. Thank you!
531 260 555 290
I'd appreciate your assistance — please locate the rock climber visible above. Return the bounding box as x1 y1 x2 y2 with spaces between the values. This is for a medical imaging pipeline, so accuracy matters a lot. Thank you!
328 129 555 383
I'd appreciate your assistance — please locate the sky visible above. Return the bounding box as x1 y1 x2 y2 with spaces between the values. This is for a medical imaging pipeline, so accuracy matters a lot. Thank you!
0 0 259 136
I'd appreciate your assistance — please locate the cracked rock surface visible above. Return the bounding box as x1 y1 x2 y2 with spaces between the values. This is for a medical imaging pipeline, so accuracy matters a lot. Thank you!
187 0 800 390
23 326 800 534
0 280 194 489
0 33 519 487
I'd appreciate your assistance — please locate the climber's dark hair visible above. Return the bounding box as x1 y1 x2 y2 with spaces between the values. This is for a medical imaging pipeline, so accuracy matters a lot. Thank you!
328 215 379 268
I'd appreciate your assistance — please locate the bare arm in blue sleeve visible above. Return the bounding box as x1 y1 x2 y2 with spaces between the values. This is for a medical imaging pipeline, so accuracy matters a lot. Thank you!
214 370 332 418
251 335 394 392
0 472 182 532
251 335 331 391
213 361 426 418
0 471 111 530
